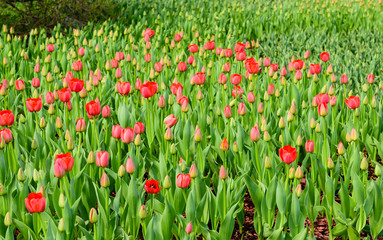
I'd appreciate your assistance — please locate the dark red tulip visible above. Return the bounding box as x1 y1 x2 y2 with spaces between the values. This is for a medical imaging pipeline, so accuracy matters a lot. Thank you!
144 179 161 194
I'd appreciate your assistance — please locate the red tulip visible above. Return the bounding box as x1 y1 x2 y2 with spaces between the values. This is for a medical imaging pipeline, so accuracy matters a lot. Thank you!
250 125 261 142
178 96 189 106
304 50 310 59
144 179 161 194
140 82 158 98
135 79 142 90
158 95 165 108
72 59 83 71
238 102 246 115
0 128 12 144
315 93 330 105
279 145 297 164
341 74 348 84
55 152 74 172
58 88 72 102
47 44 55 52
345 96 360 109
188 44 198 53
176 174 191 188
76 118 86 132
34 63 41 73
112 125 122 139
102 106 111 118
224 49 233 58
281 66 287 76
170 83 183 95
293 59 304 70
271 63 279 72
305 141 314 153
174 33 182 42
164 114 177 128
235 51 246 61
115 52 125 61
54 161 66 178
178 62 187 72
232 85 244 98
318 103 328 116
219 73 227 84
234 42 245 52
367 74 374 84
67 78 84 92
267 84 275 95
31 78 40 88
15 79 25 91
154 62 163 72
330 96 336 106
295 70 302 80
25 192 46 213
0 110 14 126
44 92 54 105
309 64 321 75
320 52 330 62
204 41 215 50
96 151 109 167
187 55 195 64
78 47 85 56
117 81 131 96
26 98 42 112
85 100 101 117
263 57 271 67
245 58 260 74
224 106 232 118
230 74 242 85
111 59 119 68
121 127 134 143
216 47 223 55
247 92 255 103
134 122 145 134
194 72 206 85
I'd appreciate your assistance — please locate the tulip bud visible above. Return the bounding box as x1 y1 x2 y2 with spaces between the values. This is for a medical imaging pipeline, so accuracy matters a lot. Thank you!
186 222 193 234
3 211 12 226
125 158 135 174
279 117 285 129
295 184 302 198
134 134 142 146
163 175 172 189
31 139 38 149
89 208 98 223
194 126 202 142
117 165 126 178
67 137 74 151
265 156 272 169
87 151 95 164
219 165 228 180
58 193 65 208
33 169 39 182
170 143 176 155
100 172 110 188
337 142 345 155
57 218 65 232
17 168 26 182
289 167 295 179
310 118 316 129
360 157 368 171
295 166 303 179
139 205 147 219
0 183 6 196
189 164 198 178
263 131 271 142
315 123 321 133
164 128 173 141
351 128 358 141
296 135 302 146
232 141 239 153
287 111 294 122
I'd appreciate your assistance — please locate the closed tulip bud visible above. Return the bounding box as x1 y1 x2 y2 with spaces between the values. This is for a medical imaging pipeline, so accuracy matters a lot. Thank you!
276 108 282 117
67 137 74 150
3 211 12 226
100 172 110 188
238 103 246 115
295 184 302 197
296 135 303 146
181 101 189 112
163 175 172 189
179 158 186 171
189 164 198 178
363 95 368 105
328 85 335 96
371 96 377 108
337 142 345 155
224 106 232 118
57 218 65 232
354 108 360 117
116 165 125 177
57 193 65 208
33 169 39 182
220 138 229 151
362 84 368 93
279 117 285 129
287 111 294 122
258 102 264 113
264 91 270 101
17 168 26 182
87 151 95 164
264 131 271 142
125 158 135 174
279 134 283 143
351 128 358 141
219 165 228 180
168 95 174 105
170 143 176 154
265 156 272 169
31 139 38 149
194 126 202 142
346 132 351 143
360 157 368 171
139 205 147 219
289 167 295 179
310 118 316 129
232 141 239 153
295 166 303 179
89 208 98 223
164 128 173 141
315 123 321 133
47 104 54 115
186 222 193 234
250 126 261 142
133 134 142 146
